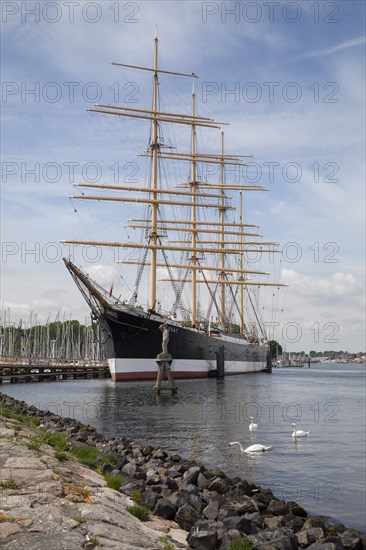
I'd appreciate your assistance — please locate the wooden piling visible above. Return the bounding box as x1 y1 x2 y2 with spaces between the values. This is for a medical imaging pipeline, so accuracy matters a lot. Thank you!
216 345 225 379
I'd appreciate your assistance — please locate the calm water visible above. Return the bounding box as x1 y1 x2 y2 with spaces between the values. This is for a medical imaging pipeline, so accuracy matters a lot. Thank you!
1 364 365 532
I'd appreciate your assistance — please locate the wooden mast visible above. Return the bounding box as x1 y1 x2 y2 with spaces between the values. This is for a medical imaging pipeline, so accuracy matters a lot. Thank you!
239 192 245 334
150 29 159 311
219 131 226 328
191 87 197 327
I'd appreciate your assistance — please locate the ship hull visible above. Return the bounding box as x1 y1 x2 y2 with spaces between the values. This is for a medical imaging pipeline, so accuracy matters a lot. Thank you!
100 305 271 381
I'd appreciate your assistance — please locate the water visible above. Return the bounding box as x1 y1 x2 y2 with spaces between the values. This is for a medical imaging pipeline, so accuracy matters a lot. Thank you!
1 363 365 532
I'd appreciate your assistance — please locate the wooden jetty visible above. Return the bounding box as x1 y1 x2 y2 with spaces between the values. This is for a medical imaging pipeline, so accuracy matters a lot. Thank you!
0 356 110 383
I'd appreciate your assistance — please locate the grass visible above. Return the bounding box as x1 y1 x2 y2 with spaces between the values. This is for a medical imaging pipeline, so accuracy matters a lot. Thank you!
27 430 69 453
1 402 41 427
0 478 18 490
126 504 150 522
227 540 253 550
104 473 125 490
55 451 69 462
97 452 118 473
44 432 68 452
71 445 100 469
130 489 141 503
27 434 45 451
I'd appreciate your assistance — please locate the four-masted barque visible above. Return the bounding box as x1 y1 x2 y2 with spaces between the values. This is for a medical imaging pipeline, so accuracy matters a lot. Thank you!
63 33 286 381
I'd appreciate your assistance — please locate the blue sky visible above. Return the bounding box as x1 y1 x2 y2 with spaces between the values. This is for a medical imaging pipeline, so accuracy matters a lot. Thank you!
1 0 365 353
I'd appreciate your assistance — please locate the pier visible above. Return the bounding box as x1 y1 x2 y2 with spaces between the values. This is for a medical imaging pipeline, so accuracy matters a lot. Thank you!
0 356 110 383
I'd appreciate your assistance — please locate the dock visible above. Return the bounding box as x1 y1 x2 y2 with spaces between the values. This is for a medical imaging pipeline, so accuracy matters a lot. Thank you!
0 356 110 383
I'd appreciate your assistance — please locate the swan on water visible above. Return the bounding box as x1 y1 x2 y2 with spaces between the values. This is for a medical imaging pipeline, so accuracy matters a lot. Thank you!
291 423 309 438
229 441 272 453
249 417 258 431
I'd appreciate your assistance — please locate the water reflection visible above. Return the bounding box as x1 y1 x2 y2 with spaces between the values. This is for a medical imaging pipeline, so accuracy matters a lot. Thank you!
1 365 365 531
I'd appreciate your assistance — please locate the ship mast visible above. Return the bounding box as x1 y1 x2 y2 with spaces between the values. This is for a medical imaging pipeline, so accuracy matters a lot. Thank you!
150 30 159 311
239 192 246 334
219 131 226 328
191 87 198 327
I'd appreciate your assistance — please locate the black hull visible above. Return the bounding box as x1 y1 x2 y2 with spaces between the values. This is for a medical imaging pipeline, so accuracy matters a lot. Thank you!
98 305 271 380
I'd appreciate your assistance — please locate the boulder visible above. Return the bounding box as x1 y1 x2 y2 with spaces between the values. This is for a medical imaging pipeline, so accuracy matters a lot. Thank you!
187 520 218 550
175 503 201 531
153 497 176 520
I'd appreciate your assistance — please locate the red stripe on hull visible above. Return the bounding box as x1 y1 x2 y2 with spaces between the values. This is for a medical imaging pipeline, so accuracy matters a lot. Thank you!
111 370 210 381
110 369 263 381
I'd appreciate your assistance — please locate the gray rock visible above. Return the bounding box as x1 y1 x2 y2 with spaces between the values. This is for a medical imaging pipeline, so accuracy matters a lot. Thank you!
222 515 252 535
203 499 221 521
302 517 327 534
288 501 308 518
153 497 176 519
175 502 201 531
296 527 325 547
120 478 146 494
101 462 114 475
197 472 210 489
264 515 284 530
217 506 239 522
268 499 290 516
230 495 260 514
140 490 160 510
121 462 136 477
188 492 203 511
187 520 218 550
183 466 201 485
339 529 364 549
306 542 342 550
208 476 230 494
282 514 305 533
217 529 242 550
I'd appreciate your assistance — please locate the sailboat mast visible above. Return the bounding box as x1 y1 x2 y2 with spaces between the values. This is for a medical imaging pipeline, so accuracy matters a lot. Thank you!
220 131 226 327
191 89 197 327
150 32 159 311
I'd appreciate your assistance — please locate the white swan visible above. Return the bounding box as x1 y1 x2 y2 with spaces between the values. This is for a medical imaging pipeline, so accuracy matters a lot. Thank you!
291 423 309 438
229 441 272 453
249 416 258 431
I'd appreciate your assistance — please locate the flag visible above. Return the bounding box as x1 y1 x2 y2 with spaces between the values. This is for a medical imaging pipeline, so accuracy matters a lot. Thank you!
109 281 114 297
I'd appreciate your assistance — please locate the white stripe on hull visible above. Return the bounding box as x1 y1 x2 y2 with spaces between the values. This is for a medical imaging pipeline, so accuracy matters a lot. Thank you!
108 358 266 381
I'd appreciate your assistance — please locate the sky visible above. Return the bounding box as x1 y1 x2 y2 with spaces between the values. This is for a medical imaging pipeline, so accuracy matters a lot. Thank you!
1 0 365 353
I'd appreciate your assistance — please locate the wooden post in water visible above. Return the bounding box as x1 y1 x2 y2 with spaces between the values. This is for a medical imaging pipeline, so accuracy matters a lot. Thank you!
154 324 177 394
216 345 225 379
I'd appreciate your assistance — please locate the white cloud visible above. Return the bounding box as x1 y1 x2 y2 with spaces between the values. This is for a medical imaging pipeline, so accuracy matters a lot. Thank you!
279 35 366 64
281 269 364 300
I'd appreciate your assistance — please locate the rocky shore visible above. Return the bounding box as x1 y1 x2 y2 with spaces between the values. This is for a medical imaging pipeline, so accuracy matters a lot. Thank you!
0 394 364 550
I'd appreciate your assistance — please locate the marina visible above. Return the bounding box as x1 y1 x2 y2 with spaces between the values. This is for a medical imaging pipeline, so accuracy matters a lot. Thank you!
0 356 109 384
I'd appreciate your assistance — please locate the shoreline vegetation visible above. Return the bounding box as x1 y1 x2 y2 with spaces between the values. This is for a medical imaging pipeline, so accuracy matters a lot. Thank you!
0 394 364 550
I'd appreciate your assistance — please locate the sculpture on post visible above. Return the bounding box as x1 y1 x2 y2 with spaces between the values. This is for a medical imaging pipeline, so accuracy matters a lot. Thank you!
160 323 169 354
154 323 177 394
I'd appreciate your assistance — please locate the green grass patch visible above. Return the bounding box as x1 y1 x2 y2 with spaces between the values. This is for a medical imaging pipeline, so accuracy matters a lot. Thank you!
0 478 18 490
55 451 69 462
27 434 44 451
104 473 125 490
44 432 68 452
130 489 141 503
227 540 253 550
72 445 100 469
98 453 117 467
126 504 150 522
